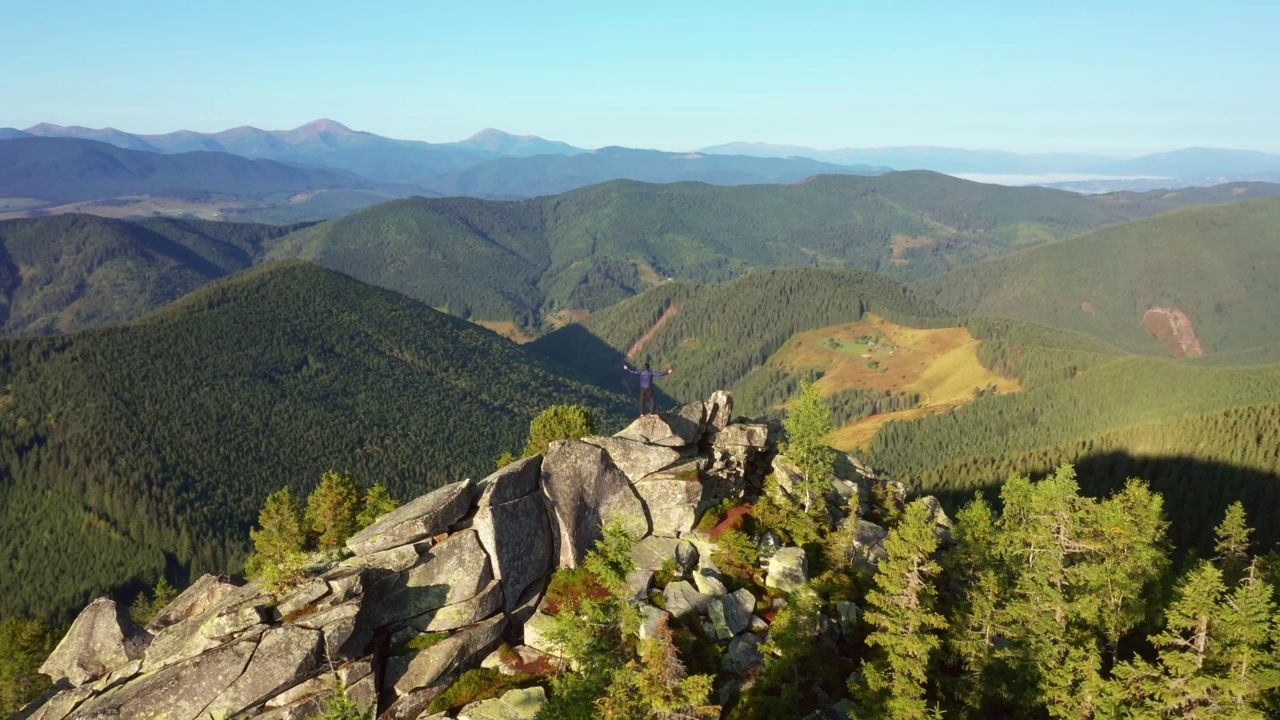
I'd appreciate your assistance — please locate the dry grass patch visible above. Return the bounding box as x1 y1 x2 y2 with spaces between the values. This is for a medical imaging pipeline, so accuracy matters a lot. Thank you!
768 314 1020 449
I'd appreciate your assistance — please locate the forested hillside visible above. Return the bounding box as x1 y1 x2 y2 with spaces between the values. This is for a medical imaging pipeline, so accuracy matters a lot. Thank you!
917 197 1280 358
0 261 629 623
0 214 307 335
267 172 1259 329
866 327 1280 551
529 267 953 403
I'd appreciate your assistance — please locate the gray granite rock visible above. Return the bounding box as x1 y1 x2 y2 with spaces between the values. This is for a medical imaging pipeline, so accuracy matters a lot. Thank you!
712 423 769 448
707 600 735 640
705 390 734 431
457 686 547 720
202 626 323 717
391 615 507 696
473 492 554 612
920 495 954 543
541 440 649 568
378 529 495 625
72 636 256 719
144 574 240 634
520 611 560 657
582 436 682 482
836 601 861 637
403 579 504 633
614 403 705 447
722 632 765 676
722 589 755 635
663 581 713 618
766 547 809 593
639 605 673 642
631 535 698 574
346 479 476 556
275 578 330 618
478 455 542 506
692 568 728 598
634 459 706 536
39 598 149 687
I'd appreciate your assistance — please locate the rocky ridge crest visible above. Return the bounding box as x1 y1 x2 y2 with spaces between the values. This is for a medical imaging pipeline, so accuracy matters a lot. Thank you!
23 391 938 720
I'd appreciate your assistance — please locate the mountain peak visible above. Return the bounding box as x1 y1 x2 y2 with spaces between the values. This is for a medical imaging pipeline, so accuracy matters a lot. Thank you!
290 119 358 137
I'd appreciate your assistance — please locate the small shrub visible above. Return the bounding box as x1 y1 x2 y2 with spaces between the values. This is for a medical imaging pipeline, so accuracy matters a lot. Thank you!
713 530 760 583
523 405 595 458
654 557 685 587
393 631 450 656
544 568 610 615
425 667 540 714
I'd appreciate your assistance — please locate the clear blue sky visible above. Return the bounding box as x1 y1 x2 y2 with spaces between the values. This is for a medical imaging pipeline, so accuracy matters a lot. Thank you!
3 0 1277 154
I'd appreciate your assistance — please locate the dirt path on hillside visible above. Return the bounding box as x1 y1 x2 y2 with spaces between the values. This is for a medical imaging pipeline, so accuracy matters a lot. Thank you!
627 305 679 358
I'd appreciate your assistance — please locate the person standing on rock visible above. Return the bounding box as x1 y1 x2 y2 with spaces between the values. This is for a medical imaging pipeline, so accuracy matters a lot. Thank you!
623 361 674 416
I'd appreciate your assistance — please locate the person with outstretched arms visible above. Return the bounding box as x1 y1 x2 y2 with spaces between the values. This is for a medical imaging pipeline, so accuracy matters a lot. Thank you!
623 361 674 415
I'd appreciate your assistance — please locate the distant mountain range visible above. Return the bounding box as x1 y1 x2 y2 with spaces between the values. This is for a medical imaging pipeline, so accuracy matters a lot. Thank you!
1 123 885 218
699 142 1280 187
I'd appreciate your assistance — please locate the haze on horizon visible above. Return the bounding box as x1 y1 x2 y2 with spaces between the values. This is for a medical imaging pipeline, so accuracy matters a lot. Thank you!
3 0 1278 155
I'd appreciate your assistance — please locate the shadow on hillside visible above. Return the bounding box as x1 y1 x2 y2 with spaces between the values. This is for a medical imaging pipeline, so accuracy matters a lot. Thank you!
529 323 677 410
924 452 1280 558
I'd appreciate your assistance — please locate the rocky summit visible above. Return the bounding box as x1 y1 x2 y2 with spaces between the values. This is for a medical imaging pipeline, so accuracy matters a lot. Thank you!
21 391 927 720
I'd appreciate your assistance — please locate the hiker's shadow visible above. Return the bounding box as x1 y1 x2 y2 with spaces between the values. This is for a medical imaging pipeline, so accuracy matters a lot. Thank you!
527 324 676 409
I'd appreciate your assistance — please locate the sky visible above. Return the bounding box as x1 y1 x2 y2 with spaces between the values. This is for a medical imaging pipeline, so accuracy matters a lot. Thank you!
3 1 1278 155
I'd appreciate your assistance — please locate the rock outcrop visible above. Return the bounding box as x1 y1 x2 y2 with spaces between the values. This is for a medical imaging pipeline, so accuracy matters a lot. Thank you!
24 391 941 720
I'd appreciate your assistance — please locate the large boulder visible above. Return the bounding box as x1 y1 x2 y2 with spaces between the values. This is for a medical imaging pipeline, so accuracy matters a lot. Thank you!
457 686 547 720
478 456 542 506
541 440 650 568
39 599 149 687
378 529 495 626
766 547 809 593
634 460 706 536
712 423 769 449
404 579 505 633
140 583 272 672
145 574 240 633
70 636 257 719
472 493 554 612
582 436 683 482
721 589 755 635
390 615 507 696
920 495 955 543
838 518 888 568
346 479 476 556
663 581 713 618
722 632 765 676
614 402 706 447
201 626 323 717
630 535 698 575
705 390 734 431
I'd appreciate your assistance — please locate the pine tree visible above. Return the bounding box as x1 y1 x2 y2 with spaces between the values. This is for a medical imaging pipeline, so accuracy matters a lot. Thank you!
942 494 1009 715
1214 502 1254 584
995 467 1106 718
305 471 362 550
782 378 835 502
246 487 308 590
356 481 398 528
857 499 947 720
